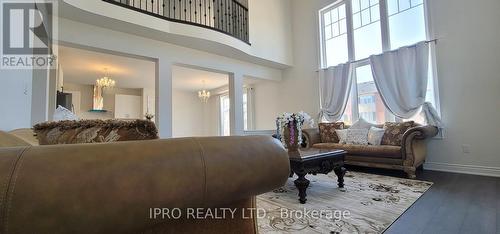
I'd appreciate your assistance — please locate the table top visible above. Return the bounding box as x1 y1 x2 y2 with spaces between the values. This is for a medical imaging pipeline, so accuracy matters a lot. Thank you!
288 148 346 162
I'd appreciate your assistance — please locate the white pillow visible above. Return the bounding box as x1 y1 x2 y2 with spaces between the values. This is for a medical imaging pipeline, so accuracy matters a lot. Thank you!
346 129 369 145
53 105 79 121
336 129 348 144
368 126 385 145
350 118 375 130
336 129 369 145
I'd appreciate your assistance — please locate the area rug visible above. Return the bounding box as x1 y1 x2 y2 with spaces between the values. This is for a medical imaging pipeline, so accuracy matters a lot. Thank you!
256 171 432 234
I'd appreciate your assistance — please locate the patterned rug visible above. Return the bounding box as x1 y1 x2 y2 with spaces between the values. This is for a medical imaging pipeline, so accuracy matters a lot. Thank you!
256 171 432 234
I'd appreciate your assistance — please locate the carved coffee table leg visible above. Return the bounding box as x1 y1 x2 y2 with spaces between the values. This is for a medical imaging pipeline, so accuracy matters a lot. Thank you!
294 172 310 204
334 166 346 188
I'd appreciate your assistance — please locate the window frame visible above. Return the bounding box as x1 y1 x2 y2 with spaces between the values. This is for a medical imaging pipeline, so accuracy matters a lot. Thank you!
319 0 441 124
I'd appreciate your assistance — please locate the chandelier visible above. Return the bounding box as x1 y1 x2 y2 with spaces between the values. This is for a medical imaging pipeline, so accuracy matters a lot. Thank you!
96 68 116 88
198 80 210 103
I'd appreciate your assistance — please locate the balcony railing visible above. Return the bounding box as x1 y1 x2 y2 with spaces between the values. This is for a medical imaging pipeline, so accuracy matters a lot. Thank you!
103 0 250 44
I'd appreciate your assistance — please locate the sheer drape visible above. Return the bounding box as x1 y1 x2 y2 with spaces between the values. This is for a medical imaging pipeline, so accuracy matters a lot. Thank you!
319 63 353 122
369 42 443 127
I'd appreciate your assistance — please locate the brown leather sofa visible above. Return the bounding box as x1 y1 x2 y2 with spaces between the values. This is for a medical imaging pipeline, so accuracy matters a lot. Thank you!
302 124 438 178
0 130 290 234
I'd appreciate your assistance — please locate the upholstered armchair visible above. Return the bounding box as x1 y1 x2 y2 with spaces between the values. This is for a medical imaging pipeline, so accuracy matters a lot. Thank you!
0 131 290 234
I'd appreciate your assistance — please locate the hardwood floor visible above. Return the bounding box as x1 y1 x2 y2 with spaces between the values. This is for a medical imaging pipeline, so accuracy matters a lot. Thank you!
346 166 500 234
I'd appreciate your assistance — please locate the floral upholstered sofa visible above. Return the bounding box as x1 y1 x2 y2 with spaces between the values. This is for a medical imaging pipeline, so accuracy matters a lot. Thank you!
302 119 438 178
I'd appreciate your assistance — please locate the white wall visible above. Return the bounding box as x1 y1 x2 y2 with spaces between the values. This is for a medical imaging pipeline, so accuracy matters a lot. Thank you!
281 0 500 176
249 80 281 130
422 0 500 175
172 89 205 137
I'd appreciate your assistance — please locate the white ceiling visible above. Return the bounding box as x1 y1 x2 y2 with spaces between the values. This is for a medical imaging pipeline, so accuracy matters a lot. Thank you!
59 46 155 89
172 65 229 92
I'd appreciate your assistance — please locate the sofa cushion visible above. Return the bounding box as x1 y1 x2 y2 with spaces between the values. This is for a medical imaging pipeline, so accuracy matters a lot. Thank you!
318 122 344 143
0 131 32 147
312 143 402 159
381 121 415 146
33 119 158 145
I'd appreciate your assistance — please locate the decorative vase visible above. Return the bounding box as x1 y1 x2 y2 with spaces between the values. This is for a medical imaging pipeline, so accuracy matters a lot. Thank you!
283 121 300 152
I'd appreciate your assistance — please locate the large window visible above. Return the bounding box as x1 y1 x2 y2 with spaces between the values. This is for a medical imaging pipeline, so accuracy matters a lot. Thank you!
320 0 437 124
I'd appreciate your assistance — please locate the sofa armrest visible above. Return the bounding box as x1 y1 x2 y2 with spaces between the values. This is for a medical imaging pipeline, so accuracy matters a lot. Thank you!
401 125 438 167
302 128 321 149
0 136 289 234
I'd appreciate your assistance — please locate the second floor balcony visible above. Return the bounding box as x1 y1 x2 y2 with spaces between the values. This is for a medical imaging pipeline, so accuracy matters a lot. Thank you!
103 0 250 44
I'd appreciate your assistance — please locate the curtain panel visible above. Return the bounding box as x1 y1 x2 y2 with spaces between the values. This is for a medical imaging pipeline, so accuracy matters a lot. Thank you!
369 41 443 127
318 63 353 122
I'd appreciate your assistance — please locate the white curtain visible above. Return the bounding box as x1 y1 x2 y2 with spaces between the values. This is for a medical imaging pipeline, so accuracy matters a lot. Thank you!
319 63 353 122
369 41 443 127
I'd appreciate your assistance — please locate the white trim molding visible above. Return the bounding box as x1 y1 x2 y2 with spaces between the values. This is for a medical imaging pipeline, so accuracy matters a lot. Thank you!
424 162 500 178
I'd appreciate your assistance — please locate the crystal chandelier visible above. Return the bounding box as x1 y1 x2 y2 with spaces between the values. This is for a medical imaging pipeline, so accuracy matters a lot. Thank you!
198 80 210 103
96 68 116 88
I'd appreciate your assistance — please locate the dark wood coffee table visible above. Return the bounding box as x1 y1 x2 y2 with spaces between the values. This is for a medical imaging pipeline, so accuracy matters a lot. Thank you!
288 149 347 204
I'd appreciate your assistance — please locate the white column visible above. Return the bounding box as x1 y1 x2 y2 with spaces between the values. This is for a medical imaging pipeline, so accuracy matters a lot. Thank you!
229 72 244 135
156 59 173 138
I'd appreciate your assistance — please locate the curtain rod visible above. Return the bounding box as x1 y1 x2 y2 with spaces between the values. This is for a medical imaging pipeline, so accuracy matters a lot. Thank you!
316 39 438 72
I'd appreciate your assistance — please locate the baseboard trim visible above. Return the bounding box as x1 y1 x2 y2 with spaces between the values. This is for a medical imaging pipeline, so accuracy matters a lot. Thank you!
424 162 500 177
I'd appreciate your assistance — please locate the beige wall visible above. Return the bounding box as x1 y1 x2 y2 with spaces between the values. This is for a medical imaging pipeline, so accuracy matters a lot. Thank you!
172 89 206 137
64 82 142 119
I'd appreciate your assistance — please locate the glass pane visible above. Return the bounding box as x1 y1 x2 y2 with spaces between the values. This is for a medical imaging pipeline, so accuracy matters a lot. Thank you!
325 26 332 39
399 0 411 11
324 11 331 25
243 93 248 131
325 35 349 67
341 93 354 125
332 9 339 22
360 0 370 9
356 65 395 124
353 12 361 28
339 19 347 34
352 0 360 13
361 9 370 25
339 5 346 19
411 0 423 6
370 0 379 5
220 95 231 136
387 0 399 15
332 22 340 36
370 5 380 22
353 22 382 59
389 4 426 49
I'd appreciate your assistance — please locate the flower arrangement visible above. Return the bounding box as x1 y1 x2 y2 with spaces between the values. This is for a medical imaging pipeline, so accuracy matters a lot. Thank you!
276 111 314 151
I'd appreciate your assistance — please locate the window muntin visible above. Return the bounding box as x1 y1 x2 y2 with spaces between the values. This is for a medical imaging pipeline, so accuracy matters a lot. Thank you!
388 0 426 49
351 0 382 59
322 4 349 67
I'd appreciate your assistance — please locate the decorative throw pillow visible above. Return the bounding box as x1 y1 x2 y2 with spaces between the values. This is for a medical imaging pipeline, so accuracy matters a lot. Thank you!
335 129 348 144
350 117 375 130
33 119 158 145
345 129 369 145
368 126 385 145
53 105 79 121
318 122 344 143
381 121 415 146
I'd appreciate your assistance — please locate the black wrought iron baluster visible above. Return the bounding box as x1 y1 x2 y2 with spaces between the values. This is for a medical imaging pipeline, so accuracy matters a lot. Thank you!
189 0 192 22
184 0 187 21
